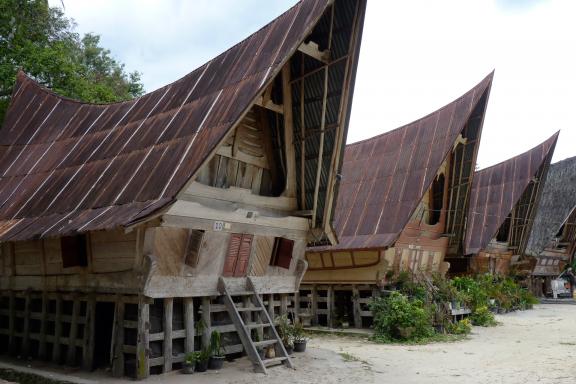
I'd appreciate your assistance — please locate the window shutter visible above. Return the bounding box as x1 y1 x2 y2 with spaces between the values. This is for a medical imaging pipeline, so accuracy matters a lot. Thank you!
275 238 294 269
184 230 204 267
223 234 242 277
234 235 253 277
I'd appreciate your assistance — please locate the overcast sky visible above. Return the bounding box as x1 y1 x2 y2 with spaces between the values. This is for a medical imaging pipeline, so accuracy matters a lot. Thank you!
48 0 576 169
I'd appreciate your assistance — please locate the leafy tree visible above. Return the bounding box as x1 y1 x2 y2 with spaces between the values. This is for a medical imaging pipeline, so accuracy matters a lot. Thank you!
0 0 144 124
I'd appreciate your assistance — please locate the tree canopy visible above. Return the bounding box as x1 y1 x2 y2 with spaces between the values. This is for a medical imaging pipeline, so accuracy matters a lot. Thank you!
0 0 144 124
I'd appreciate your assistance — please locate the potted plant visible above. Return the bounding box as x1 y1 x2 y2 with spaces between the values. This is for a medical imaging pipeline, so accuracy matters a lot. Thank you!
275 314 294 355
195 348 210 372
292 322 308 352
208 330 225 370
182 352 200 374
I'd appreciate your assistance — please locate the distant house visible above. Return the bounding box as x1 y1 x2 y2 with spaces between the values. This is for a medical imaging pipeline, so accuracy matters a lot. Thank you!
463 133 559 275
525 156 576 296
298 74 494 328
0 0 366 378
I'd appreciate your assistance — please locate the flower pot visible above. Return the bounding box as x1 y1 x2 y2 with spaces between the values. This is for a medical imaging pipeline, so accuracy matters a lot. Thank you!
196 359 209 372
257 348 266 359
209 356 225 370
284 345 294 355
182 363 195 374
293 340 307 353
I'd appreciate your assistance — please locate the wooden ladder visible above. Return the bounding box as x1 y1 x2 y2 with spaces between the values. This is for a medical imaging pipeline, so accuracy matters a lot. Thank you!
217 277 294 374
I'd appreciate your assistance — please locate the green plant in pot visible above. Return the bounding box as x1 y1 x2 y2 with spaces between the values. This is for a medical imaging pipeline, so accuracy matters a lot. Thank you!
275 314 294 354
195 348 211 372
208 330 225 370
292 322 308 352
183 351 200 374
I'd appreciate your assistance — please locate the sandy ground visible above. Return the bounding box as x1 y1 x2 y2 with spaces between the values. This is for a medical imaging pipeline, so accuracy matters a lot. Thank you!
2 304 576 383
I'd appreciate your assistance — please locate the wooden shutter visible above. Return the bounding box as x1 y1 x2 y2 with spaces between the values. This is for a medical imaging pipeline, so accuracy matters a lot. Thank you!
61 235 88 268
275 238 294 269
184 230 204 267
223 234 242 277
233 235 253 277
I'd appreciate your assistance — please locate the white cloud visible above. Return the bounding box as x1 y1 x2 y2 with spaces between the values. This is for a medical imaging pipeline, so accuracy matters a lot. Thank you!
49 0 576 168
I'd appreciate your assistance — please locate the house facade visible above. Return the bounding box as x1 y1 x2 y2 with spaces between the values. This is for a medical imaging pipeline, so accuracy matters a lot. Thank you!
0 0 366 377
298 74 494 328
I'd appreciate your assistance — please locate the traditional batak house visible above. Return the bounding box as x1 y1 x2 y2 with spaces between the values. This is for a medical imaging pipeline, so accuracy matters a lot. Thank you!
525 156 576 296
298 73 494 328
0 0 366 378
464 133 559 276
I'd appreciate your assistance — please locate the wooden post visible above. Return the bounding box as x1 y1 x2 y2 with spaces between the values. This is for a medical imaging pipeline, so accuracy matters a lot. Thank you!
183 298 194 354
256 295 264 342
136 299 150 380
267 294 275 319
201 297 211 349
82 295 96 371
38 293 49 360
8 291 15 354
280 294 288 316
293 291 300 322
112 297 125 377
311 285 318 326
21 291 31 357
66 296 80 366
327 286 333 328
52 295 62 363
163 298 173 373
282 64 297 198
352 286 361 329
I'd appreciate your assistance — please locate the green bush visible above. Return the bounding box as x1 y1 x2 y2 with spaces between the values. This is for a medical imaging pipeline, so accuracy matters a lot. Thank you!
470 305 497 326
370 292 434 342
447 318 472 335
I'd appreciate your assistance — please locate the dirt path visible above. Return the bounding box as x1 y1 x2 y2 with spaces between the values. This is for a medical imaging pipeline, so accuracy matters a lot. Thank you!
3 304 575 383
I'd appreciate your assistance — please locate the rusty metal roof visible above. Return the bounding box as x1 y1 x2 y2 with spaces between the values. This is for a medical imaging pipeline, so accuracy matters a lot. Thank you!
464 132 559 255
312 73 494 252
0 0 336 242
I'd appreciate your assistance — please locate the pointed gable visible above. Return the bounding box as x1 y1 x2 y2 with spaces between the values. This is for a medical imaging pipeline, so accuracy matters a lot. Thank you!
465 132 559 255
313 73 493 251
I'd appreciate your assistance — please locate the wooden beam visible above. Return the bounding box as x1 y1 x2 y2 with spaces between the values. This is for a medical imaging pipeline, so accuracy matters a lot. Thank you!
163 298 173 373
82 295 96 371
298 41 329 63
66 296 80 366
136 299 150 380
7 291 15 354
201 297 211 349
254 96 283 114
352 286 362 328
282 64 297 198
112 297 125 377
183 298 194 355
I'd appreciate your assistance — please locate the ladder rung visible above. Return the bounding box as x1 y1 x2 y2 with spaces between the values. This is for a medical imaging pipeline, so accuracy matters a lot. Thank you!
245 323 271 330
237 306 264 312
227 291 255 296
263 357 288 367
254 340 277 348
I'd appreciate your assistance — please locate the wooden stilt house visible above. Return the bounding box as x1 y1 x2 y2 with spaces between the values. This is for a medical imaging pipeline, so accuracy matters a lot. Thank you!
0 0 366 378
463 133 559 276
525 156 576 296
298 74 494 328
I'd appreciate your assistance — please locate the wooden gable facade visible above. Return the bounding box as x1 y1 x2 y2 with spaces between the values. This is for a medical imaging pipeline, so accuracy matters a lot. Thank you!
0 0 366 377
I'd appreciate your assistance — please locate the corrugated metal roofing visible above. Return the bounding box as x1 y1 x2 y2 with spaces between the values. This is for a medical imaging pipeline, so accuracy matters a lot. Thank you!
311 73 494 252
464 132 559 255
0 0 337 242
526 156 576 256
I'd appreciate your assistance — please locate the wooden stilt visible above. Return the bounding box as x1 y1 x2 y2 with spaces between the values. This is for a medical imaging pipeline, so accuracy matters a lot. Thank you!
201 297 211 349
82 295 96 371
267 294 275 319
163 298 173 373
66 296 80 366
293 292 300 322
8 291 15 354
280 294 288 316
136 299 150 380
21 291 31 357
352 286 361 329
183 298 194 355
112 297 125 377
311 285 318 326
327 286 333 328
52 295 62 364
38 293 48 360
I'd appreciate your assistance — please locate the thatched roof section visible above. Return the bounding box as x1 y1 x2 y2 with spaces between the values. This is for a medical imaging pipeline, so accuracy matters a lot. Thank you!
526 156 576 256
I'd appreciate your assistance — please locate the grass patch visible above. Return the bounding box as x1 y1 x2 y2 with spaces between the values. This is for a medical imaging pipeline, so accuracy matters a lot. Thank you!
372 332 468 345
560 341 576 346
339 352 371 366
